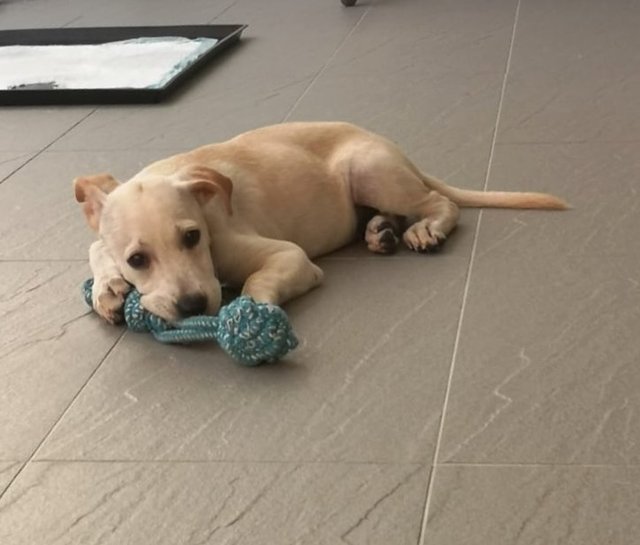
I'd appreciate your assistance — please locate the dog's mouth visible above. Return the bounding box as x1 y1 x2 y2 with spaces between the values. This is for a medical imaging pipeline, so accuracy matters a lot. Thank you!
137 293 182 323
138 287 222 323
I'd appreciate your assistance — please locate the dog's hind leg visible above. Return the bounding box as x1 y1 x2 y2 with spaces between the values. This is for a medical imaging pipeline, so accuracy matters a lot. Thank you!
89 240 131 324
349 145 459 253
401 190 459 253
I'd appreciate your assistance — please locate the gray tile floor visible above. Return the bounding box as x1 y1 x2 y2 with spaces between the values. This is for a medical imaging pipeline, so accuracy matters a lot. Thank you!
1 0 639 543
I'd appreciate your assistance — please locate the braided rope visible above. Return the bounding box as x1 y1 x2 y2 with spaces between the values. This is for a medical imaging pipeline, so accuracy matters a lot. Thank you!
83 279 298 366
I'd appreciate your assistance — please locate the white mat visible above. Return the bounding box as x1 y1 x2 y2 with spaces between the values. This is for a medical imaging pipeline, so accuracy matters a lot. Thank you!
0 37 218 90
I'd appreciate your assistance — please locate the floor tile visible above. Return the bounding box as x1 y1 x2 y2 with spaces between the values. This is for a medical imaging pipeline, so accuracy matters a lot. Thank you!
0 461 427 545
289 0 517 187
438 253 640 465
0 0 235 29
68 0 238 27
38 257 468 462
0 262 120 459
0 149 172 260
0 0 81 30
0 109 93 152
0 463 20 492
497 0 640 143
50 0 363 151
424 465 640 545
476 142 640 258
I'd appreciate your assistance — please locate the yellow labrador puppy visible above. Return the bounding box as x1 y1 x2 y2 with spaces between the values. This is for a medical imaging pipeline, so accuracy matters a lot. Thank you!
74 122 565 323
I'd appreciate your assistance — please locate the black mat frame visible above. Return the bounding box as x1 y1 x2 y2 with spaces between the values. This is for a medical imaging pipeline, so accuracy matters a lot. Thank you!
0 24 247 105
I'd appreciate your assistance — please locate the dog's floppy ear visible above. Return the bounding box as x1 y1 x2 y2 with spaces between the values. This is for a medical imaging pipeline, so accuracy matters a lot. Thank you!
73 173 120 231
176 165 233 215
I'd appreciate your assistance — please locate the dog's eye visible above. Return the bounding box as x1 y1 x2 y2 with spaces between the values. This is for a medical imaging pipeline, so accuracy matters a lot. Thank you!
183 229 201 249
127 252 149 270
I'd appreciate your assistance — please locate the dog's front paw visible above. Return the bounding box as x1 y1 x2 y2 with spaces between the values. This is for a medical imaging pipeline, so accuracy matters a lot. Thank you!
403 219 447 253
92 276 131 324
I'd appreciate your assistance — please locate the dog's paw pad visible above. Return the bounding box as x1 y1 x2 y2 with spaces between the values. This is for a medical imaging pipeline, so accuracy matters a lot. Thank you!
403 221 446 253
365 216 400 255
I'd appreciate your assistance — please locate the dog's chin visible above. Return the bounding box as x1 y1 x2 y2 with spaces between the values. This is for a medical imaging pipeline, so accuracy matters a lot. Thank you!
139 294 180 324
206 288 222 316
139 292 222 324
207 301 222 317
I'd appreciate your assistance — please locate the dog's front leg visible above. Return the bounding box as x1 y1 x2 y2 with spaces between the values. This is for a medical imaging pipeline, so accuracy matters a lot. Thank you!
237 241 324 306
89 240 131 324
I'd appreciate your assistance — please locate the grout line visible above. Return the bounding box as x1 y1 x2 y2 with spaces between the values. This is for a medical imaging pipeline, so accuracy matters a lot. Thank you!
207 0 242 23
438 462 640 468
0 153 38 186
12 136 640 155
28 459 427 466
0 329 127 502
281 6 370 122
0 253 468 264
8 458 636 467
0 108 97 187
0 259 88 263
61 15 83 28
0 152 31 166
494 138 640 146
416 1 522 543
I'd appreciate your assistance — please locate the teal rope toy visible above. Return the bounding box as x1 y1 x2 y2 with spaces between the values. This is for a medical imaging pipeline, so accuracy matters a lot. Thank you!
82 279 298 366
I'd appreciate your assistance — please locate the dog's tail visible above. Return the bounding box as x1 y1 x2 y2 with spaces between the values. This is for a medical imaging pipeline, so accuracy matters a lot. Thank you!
421 173 568 210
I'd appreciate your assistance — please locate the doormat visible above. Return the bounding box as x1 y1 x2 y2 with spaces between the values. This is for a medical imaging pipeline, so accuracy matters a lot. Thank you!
0 25 246 105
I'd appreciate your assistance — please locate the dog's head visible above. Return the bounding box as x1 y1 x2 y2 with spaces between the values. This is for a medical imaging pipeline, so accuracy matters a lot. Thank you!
74 165 232 322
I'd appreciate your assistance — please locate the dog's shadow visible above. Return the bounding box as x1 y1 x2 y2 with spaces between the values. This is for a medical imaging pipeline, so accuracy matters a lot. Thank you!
178 332 310 387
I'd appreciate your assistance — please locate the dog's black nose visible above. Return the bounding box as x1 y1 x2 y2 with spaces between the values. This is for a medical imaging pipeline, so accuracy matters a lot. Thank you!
176 293 208 317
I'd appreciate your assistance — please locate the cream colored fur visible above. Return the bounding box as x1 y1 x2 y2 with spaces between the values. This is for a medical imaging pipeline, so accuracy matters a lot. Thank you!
74 122 566 323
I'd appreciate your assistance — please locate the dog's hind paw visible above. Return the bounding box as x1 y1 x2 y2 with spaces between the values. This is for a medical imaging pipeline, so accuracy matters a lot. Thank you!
403 219 446 253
